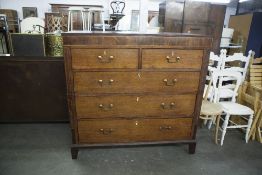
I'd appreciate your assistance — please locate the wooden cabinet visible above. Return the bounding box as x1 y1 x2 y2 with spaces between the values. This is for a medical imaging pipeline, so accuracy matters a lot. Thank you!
158 0 226 54
63 32 212 159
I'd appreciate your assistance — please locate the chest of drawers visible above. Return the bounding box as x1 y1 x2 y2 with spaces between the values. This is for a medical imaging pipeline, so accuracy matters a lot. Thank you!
62 32 212 159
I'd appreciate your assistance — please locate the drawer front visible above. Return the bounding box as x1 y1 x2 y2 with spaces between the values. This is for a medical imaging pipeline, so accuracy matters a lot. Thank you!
71 49 138 69
75 95 196 119
74 71 200 94
142 49 203 69
78 118 192 144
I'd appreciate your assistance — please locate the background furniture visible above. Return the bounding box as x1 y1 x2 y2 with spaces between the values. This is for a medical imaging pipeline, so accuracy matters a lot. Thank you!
45 12 68 32
87 7 105 32
63 32 212 159
10 33 45 56
0 56 68 122
229 12 262 57
20 17 45 34
249 57 262 87
239 82 262 143
159 0 226 53
0 9 19 33
0 14 9 54
67 7 86 31
49 3 103 31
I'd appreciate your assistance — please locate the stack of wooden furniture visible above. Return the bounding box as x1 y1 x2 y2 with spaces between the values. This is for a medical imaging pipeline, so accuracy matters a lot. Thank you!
239 82 262 143
63 32 211 159
249 57 262 87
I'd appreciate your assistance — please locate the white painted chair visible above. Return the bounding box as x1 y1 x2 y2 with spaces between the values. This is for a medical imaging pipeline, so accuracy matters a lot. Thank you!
87 7 105 32
67 7 86 31
212 70 255 145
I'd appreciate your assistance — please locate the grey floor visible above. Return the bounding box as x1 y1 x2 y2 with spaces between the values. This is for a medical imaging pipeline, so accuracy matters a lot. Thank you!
0 123 261 175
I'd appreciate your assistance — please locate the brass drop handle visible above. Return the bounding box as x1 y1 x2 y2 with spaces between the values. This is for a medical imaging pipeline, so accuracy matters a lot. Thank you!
99 128 114 135
161 102 175 109
97 55 114 63
159 126 173 131
99 103 114 111
98 79 114 86
163 78 177 86
166 55 181 63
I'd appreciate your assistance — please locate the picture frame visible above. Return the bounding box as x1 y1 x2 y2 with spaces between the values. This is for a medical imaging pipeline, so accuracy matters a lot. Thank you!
22 7 38 19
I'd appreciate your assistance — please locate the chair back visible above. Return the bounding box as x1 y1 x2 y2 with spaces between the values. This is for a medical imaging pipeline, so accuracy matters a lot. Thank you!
221 50 253 83
212 70 242 103
209 49 227 70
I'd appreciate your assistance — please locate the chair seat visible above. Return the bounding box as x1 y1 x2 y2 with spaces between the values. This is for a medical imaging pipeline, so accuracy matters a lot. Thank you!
201 100 223 116
219 102 254 115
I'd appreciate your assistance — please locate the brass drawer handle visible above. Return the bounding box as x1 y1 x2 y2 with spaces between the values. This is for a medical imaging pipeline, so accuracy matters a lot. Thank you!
161 102 175 109
98 79 114 86
166 56 181 63
99 103 114 111
99 128 114 135
97 55 114 63
159 126 173 131
163 79 177 86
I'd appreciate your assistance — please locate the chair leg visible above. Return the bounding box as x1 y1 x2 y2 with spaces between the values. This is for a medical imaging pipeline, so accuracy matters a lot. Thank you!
207 115 215 129
245 114 254 143
67 11 71 31
101 12 105 32
81 11 85 30
215 115 221 145
221 114 230 146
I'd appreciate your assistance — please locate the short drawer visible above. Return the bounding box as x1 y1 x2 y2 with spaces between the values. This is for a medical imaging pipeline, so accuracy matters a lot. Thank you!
74 71 200 94
142 49 203 69
71 49 138 69
75 94 196 119
78 118 192 144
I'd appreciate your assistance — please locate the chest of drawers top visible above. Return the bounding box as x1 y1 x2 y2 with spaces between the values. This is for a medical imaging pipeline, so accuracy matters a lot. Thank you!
63 32 212 48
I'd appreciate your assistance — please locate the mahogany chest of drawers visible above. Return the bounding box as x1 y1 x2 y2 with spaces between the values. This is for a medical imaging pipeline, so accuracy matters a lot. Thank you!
62 32 212 159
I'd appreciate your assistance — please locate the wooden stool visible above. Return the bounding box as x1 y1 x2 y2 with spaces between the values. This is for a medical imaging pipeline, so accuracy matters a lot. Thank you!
87 7 105 32
67 7 86 31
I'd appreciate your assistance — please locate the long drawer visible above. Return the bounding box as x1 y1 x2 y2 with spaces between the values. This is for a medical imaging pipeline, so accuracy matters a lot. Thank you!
78 118 192 144
75 94 196 119
142 49 203 69
71 49 139 69
74 71 200 94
